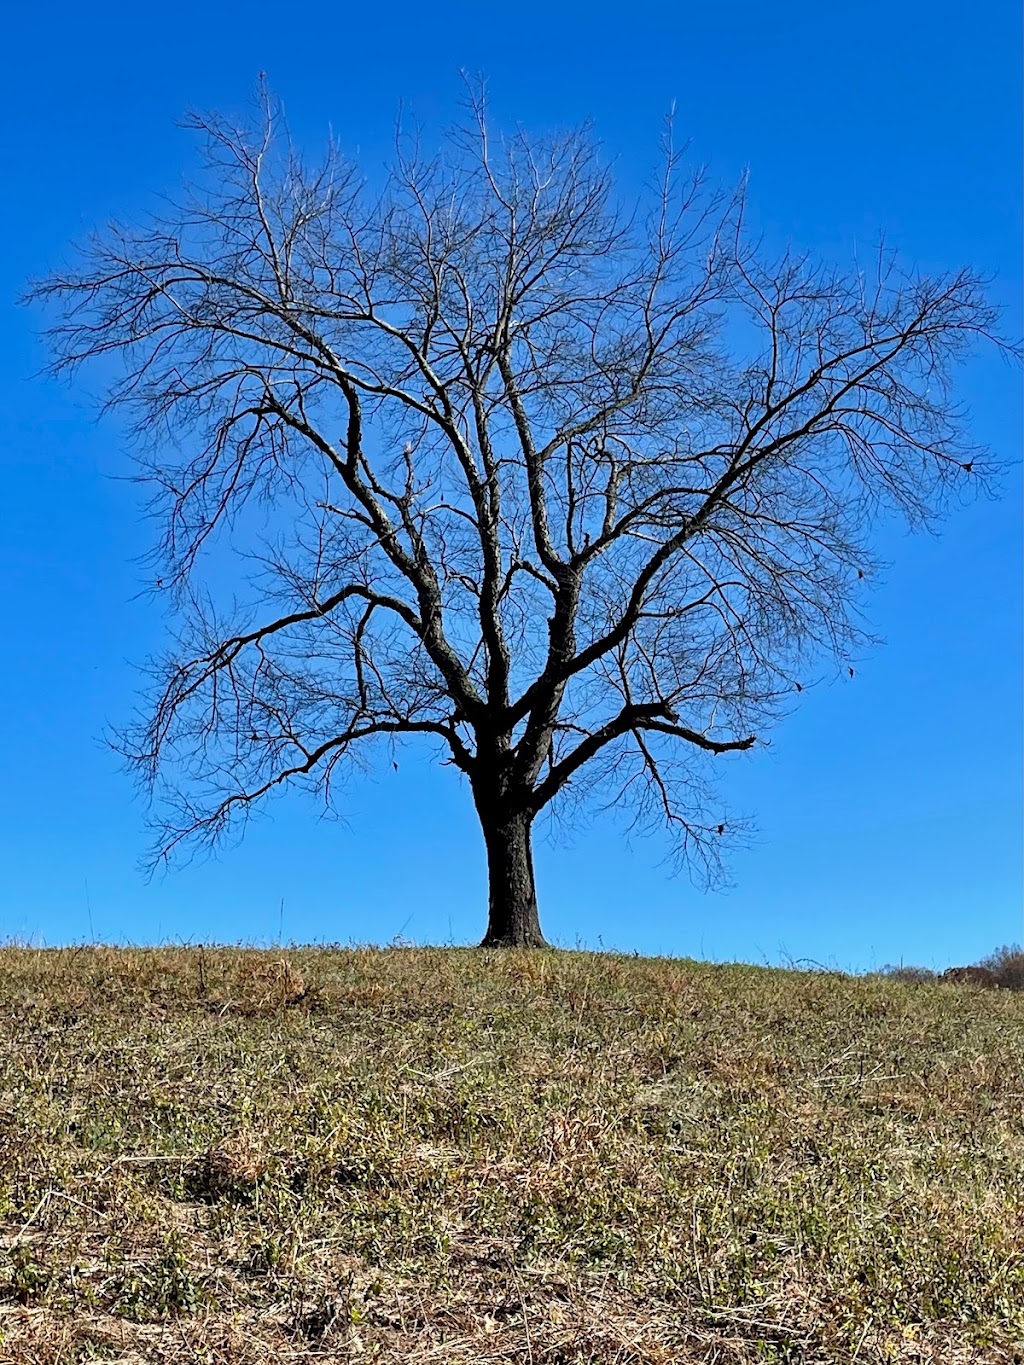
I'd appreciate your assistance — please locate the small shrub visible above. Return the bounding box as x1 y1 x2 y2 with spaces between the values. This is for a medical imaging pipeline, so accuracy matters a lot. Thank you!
113 1232 212 1320
942 965 999 988
878 964 938 984
199 1127 273 1201
979 944 1024 991
4 1243 52 1305
235 956 310 1013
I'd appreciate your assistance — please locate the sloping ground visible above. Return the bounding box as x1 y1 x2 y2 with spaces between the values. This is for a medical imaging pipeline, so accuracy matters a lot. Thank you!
0 945 1021 1364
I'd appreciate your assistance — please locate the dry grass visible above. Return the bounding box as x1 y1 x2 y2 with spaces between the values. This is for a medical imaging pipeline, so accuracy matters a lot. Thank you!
0 944 1022 1363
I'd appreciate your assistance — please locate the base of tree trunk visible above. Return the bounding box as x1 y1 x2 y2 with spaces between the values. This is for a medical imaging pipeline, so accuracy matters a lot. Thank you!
478 927 551 949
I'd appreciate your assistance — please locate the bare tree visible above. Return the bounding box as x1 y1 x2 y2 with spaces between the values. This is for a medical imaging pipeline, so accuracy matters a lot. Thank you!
31 87 1006 947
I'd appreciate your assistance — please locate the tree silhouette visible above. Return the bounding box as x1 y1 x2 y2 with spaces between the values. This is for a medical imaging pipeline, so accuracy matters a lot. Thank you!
32 87 1006 945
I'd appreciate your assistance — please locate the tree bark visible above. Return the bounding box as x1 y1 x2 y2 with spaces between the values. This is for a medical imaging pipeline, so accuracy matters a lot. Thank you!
477 807 549 947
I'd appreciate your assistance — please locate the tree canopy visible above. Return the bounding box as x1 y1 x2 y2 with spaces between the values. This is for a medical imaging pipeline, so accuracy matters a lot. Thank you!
32 87 1006 945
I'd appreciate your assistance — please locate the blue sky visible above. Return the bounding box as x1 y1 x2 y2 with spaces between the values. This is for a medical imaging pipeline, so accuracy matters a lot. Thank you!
1 0 1020 967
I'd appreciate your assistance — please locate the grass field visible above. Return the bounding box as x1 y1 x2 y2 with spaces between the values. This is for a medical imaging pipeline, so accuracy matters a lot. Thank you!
0 944 1021 1363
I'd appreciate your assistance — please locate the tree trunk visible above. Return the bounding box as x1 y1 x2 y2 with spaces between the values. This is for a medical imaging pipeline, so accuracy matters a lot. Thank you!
478 807 549 948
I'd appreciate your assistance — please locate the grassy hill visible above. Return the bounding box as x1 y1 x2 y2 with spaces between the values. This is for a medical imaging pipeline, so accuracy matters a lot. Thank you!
0 945 1021 1363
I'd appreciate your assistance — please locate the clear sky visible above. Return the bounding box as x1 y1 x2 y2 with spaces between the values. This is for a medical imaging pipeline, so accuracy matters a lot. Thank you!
1 0 1020 968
